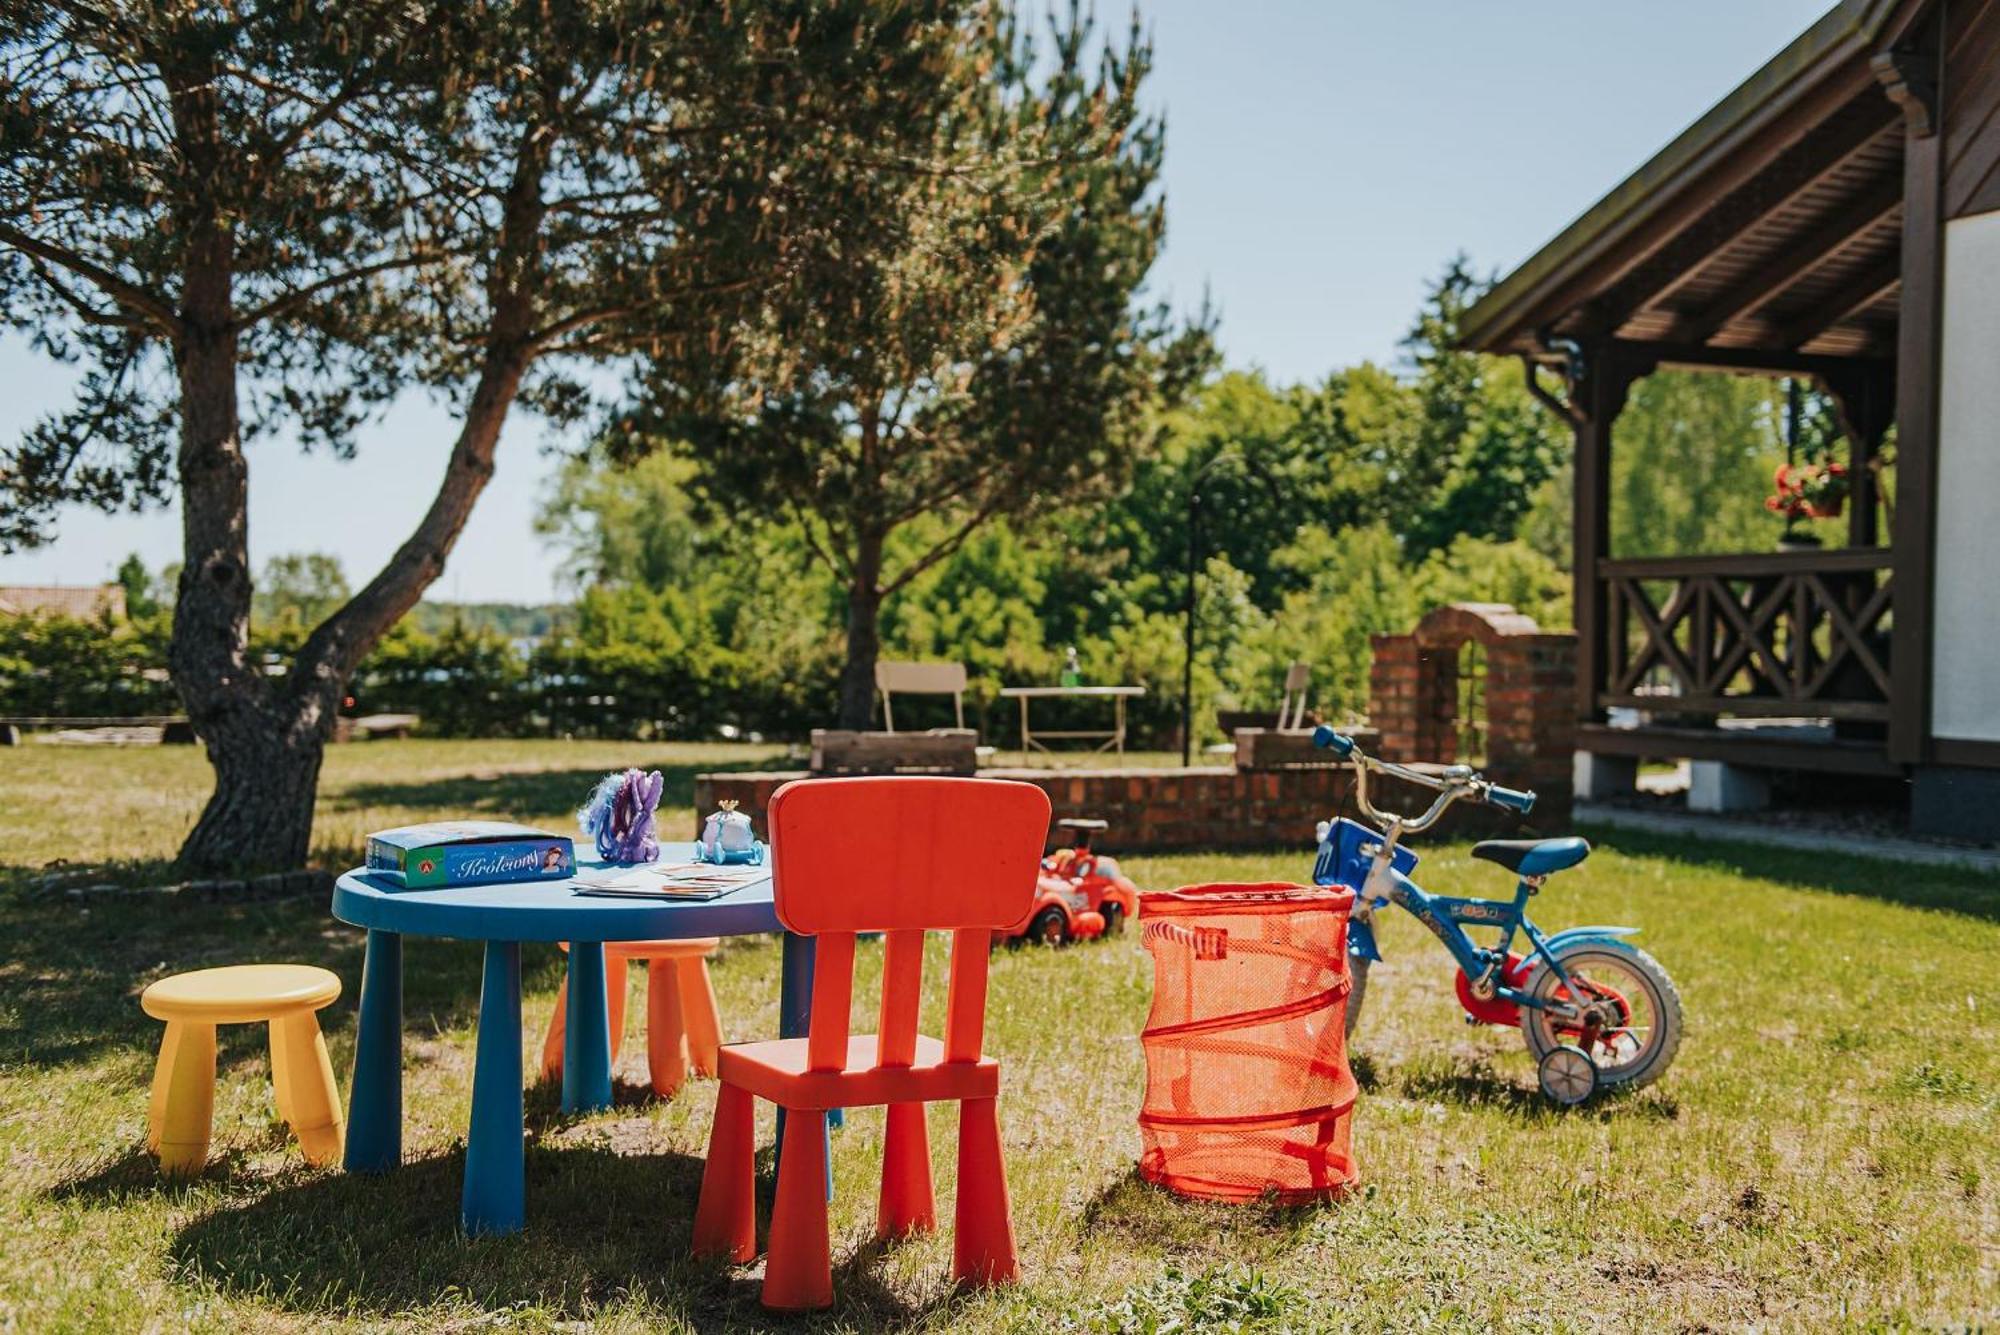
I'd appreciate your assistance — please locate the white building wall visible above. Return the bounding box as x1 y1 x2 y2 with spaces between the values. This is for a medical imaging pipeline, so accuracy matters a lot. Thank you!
1933 208 2000 743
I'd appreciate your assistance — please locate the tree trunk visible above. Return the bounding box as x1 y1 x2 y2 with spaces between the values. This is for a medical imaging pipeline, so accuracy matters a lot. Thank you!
178 691 334 872
168 106 548 874
164 61 326 875
836 528 886 729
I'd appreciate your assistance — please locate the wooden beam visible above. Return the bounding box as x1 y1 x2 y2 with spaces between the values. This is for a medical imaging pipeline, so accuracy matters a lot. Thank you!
1676 176 1902 343
1775 253 1902 348
1583 104 1898 331
1576 722 1901 776
1612 337 1893 380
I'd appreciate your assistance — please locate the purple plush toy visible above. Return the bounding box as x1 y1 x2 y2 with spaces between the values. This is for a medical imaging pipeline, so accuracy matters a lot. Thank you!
579 768 664 863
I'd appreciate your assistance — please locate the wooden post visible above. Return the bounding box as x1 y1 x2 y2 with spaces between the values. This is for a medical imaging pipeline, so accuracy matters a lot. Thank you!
1823 363 1895 550
1569 341 1646 730
1874 23 1943 766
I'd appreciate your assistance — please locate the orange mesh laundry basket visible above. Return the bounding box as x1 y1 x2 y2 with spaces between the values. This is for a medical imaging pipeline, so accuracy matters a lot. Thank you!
1137 882 1358 1203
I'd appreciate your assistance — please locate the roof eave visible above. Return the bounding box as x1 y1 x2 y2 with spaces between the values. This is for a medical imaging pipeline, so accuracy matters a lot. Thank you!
1460 0 1910 355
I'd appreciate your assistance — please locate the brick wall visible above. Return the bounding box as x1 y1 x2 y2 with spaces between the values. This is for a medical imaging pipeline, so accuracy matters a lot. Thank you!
693 761 1534 854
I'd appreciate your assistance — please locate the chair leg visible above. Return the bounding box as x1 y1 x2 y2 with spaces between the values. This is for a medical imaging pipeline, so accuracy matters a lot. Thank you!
675 957 723 1077
877 1101 936 1238
644 959 689 1097
762 1107 833 1311
540 965 569 1085
148 1020 216 1177
952 1097 1019 1287
690 1082 757 1263
270 1011 344 1166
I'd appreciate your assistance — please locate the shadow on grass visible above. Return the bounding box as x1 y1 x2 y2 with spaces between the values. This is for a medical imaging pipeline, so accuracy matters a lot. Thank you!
1394 1059 1680 1122
157 1144 956 1328
1080 1171 1326 1257
0 888 531 1072
326 756 789 825
1577 823 2000 923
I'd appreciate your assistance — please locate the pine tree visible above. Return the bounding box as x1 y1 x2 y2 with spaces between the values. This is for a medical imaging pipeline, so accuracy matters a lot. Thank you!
633 5 1211 727
2 1 984 869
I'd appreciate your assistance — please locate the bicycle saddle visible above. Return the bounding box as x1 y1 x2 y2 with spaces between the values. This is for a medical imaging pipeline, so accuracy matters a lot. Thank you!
1471 836 1591 877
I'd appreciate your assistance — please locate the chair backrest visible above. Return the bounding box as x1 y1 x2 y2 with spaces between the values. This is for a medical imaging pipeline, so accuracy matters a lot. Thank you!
767 776 1050 1069
1279 661 1311 730
875 660 968 731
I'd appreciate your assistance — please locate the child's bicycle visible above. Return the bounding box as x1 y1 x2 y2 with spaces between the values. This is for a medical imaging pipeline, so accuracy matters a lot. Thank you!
1308 726 1682 1105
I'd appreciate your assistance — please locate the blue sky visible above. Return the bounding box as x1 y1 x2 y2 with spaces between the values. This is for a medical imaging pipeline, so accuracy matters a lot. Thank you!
0 1 1832 604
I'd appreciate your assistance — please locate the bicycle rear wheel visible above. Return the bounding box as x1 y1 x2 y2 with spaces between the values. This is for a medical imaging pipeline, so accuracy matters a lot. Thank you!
1522 940 1682 1090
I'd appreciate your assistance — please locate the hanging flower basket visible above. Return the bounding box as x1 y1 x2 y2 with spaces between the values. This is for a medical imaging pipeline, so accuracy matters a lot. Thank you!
1765 461 1847 520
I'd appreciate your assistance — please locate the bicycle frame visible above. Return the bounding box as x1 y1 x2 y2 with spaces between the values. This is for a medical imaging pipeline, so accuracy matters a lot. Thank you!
1312 773 1612 1023
1355 842 1585 1017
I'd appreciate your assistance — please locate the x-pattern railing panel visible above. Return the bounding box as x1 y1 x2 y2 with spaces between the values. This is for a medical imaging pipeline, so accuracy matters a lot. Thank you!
1598 551 1893 719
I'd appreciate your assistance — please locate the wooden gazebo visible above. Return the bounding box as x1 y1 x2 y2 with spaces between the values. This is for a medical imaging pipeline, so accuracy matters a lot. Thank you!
1462 0 2000 835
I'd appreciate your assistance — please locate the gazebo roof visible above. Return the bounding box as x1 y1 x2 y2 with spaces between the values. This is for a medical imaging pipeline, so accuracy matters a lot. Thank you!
1461 0 1921 368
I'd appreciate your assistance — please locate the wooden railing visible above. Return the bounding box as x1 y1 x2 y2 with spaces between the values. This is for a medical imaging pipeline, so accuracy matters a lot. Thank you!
1596 549 1893 721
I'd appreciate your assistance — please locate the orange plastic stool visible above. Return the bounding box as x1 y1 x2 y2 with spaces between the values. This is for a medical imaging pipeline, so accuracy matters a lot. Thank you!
540 938 722 1097
140 964 344 1175
690 776 1049 1310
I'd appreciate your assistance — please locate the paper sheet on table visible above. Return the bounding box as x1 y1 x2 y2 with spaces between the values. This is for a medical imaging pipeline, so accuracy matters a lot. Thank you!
572 861 767 900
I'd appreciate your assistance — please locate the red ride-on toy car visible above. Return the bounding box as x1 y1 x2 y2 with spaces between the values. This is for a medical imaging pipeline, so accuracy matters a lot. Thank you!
1005 818 1143 946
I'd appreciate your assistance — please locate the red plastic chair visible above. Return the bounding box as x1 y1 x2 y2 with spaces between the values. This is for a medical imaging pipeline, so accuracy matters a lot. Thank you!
690 775 1049 1311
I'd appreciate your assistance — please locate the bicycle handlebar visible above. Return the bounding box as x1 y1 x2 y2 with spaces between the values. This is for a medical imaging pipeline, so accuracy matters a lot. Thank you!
1311 726 1535 829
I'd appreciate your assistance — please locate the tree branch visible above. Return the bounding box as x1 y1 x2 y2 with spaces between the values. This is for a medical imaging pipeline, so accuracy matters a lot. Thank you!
230 251 446 330
0 223 181 335
787 499 852 579
879 491 1010 596
22 256 156 332
524 273 761 349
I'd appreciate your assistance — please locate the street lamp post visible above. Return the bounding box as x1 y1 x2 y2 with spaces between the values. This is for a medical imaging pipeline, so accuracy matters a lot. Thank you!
1181 448 1276 767
1181 472 1204 767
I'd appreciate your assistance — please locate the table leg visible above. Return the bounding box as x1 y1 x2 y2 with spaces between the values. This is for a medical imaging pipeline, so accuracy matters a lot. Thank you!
463 940 524 1236
1018 695 1035 754
344 928 402 1174
561 941 614 1113
1116 693 1126 756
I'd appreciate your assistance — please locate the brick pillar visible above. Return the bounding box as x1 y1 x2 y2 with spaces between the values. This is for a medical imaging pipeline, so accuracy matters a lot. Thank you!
1369 633 1455 763
1369 634 1420 762
1485 633 1576 821
1372 603 1577 823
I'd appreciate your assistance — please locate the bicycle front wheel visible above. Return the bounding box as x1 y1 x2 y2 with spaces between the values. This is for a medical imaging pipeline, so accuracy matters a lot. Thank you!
1522 940 1682 1090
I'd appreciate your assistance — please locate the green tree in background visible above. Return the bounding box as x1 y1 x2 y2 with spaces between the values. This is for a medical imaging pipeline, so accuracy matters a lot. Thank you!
1394 258 1565 556
253 553 351 641
1608 371 1789 559
115 553 159 621
639 7 1211 728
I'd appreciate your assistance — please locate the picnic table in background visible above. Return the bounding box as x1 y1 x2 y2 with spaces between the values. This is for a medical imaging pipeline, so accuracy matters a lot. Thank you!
998 685 1146 755
331 843 817 1235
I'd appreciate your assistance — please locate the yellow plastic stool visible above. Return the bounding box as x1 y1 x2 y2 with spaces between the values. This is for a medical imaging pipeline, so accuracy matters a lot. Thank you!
140 964 344 1176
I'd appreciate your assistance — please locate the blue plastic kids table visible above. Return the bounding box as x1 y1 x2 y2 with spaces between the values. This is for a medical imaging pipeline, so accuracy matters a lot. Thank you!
332 842 812 1235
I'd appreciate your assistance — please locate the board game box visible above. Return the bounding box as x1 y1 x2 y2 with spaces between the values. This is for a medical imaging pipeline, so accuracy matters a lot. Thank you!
365 821 575 890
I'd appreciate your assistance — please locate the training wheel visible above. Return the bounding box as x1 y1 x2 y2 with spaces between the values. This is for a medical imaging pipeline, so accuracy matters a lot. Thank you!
1537 1043 1598 1106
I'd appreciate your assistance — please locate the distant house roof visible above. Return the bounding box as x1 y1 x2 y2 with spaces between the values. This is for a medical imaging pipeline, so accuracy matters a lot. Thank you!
0 584 128 621
1461 0 1919 364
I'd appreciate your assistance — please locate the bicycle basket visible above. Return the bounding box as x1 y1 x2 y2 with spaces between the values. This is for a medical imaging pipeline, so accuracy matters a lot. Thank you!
1136 882 1359 1203
1313 816 1418 891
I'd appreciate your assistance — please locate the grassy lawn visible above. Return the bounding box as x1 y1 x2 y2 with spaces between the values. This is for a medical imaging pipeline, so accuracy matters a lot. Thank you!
0 739 1994 1331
